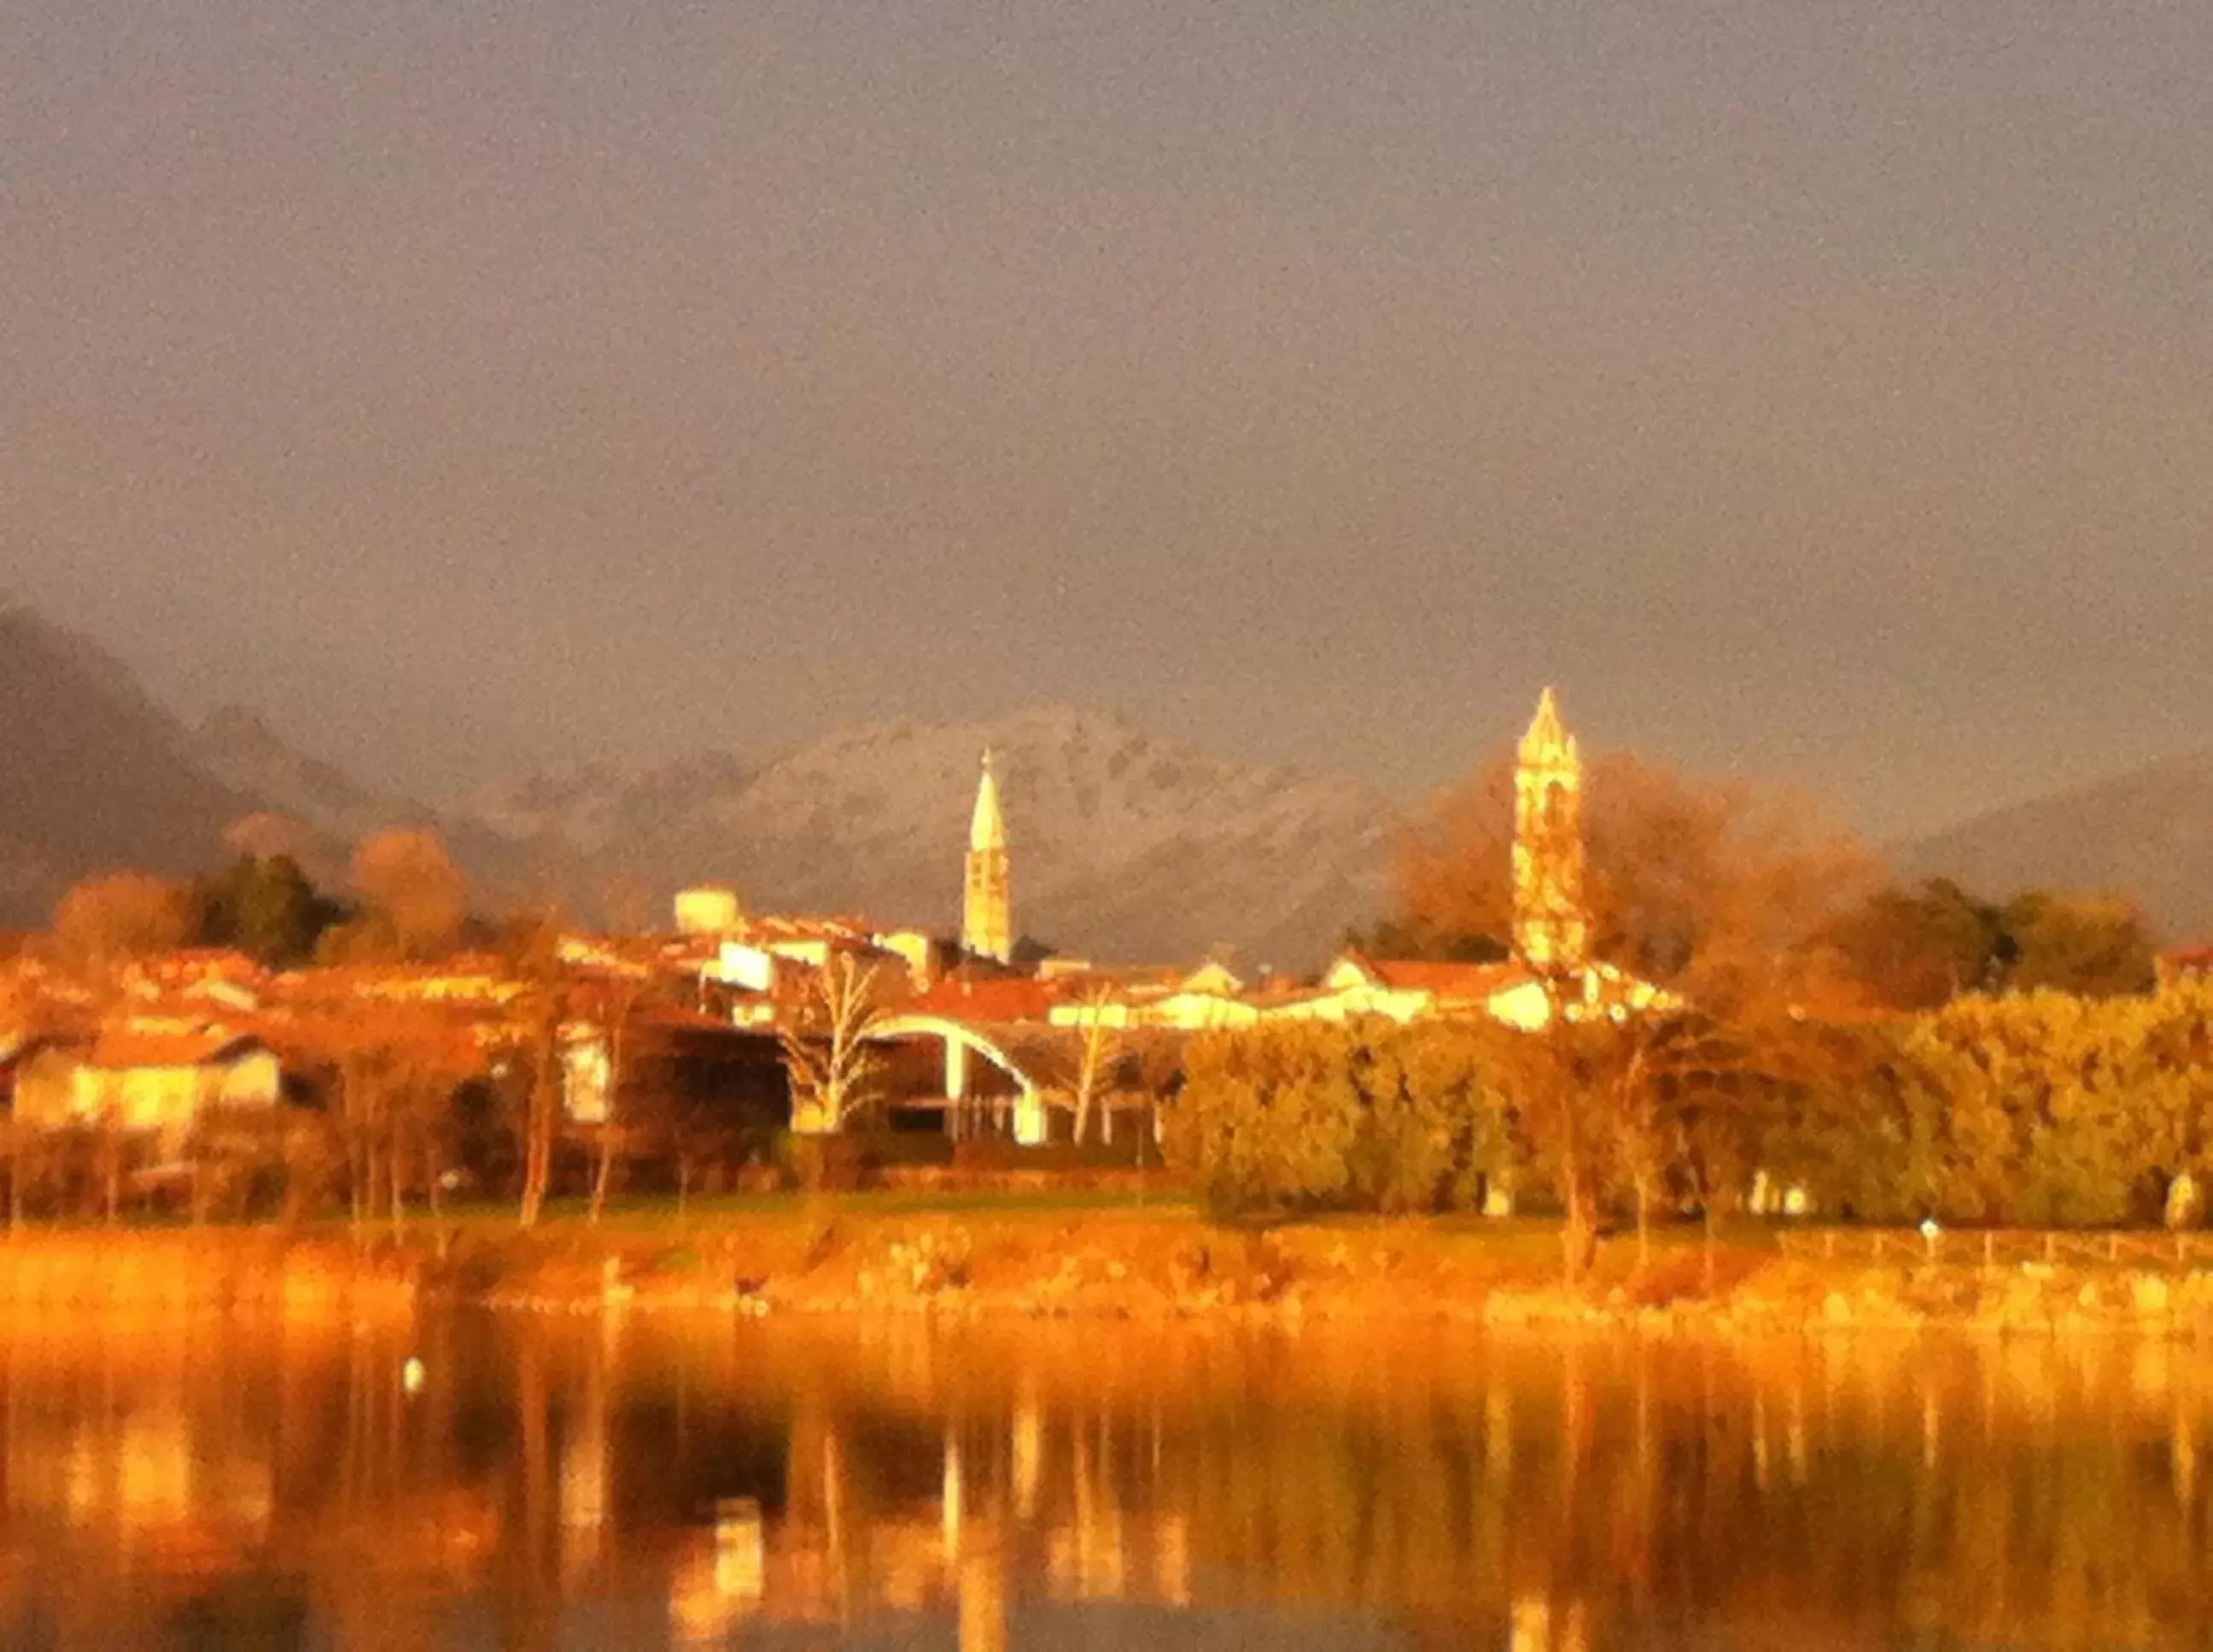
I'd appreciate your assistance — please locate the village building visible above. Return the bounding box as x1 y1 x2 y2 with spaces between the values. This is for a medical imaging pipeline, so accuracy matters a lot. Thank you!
557 998 787 1133
277 956 528 1013
121 949 268 1012
867 974 1177 1147
1284 954 1549 1027
869 928 942 992
700 916 879 994
1047 961 1258 1030
12 1023 282 1147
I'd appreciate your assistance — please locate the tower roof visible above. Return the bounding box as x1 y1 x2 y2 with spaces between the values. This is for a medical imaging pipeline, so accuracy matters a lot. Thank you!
1520 686 1573 756
969 750 1007 852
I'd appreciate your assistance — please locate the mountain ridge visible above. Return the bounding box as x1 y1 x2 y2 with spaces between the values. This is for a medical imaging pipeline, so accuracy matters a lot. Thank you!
464 703 1396 965
0 604 261 923
6 601 2205 957
1891 748 2213 945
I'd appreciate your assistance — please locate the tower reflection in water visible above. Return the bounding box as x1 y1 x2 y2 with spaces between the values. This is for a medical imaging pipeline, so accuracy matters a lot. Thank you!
0 1315 2205 1648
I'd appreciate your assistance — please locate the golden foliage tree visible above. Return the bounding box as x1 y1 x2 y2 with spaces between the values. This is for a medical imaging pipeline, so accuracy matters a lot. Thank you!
1394 749 1879 1016
341 827 470 961
51 871 191 972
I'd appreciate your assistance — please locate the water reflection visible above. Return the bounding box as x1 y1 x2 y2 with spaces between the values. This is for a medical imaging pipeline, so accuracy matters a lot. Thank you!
0 1314 2204 1648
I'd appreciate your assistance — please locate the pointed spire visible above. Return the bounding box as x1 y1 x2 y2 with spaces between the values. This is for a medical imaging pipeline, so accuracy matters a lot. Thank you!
1522 686 1567 751
1511 686 1588 973
969 749 1007 853
962 750 1013 962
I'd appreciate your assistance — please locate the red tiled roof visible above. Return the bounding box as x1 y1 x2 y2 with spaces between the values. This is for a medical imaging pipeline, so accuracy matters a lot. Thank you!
739 915 873 944
1367 960 1532 999
900 976 1062 1023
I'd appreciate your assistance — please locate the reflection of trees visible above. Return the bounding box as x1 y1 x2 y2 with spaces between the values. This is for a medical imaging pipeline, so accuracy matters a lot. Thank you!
739 1324 2213 1649
0 1319 2207 1647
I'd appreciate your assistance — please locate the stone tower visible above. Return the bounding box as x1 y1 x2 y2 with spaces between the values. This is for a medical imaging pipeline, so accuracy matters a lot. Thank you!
1511 687 1589 972
961 750 1013 963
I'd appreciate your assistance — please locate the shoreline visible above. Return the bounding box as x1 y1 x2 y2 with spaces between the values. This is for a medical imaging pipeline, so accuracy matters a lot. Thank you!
0 1211 2210 1338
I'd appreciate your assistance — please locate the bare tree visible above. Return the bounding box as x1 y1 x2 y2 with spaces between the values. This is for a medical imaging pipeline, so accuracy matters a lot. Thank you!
1070 987 1123 1147
485 915 572 1229
780 954 886 1135
0 978 65 1234
585 971 651 1224
511 989 564 1229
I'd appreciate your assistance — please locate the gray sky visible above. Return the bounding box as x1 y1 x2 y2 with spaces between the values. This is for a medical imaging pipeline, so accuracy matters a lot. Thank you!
3 0 2208 837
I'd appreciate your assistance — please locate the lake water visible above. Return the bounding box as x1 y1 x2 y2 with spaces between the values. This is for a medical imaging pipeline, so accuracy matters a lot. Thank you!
0 1310 2205 1649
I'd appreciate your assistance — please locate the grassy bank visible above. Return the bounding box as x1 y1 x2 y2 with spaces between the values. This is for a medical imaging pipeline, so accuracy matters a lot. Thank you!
1 1194 2211 1336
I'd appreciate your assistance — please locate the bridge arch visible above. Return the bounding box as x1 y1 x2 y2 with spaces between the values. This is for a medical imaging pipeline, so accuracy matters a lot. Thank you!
866 1013 1061 1145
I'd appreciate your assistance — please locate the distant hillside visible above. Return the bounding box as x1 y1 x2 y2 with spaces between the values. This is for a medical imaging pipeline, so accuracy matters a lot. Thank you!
0 603 1391 961
0 602 261 926
190 703 525 898
1894 750 2213 944
190 704 412 847
466 706 1395 967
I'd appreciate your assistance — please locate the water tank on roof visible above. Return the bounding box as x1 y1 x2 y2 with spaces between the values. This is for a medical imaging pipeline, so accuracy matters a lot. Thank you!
674 885 742 937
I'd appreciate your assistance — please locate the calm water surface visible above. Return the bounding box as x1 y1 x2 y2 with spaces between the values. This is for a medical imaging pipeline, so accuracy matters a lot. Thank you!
0 1311 2205 1649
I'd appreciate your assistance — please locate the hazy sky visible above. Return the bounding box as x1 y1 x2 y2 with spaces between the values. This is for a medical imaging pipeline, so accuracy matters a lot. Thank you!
3 0 2208 836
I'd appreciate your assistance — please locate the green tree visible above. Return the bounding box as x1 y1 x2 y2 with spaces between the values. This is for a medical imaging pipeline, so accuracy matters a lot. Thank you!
1827 879 2158 1008
1167 1022 1521 1222
193 853 344 966
1824 878 2007 1008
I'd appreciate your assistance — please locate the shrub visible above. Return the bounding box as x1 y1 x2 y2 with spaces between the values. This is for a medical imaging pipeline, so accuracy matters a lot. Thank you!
1167 1022 1519 1219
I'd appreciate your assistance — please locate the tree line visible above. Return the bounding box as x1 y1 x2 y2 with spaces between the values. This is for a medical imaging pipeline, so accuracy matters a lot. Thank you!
46 821 478 972
1168 979 2213 1248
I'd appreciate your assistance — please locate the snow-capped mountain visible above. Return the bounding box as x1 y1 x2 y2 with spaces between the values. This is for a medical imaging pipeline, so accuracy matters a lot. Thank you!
466 705 1394 966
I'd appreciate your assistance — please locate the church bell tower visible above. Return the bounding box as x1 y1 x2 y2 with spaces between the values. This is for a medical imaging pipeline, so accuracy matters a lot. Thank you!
1511 688 1589 973
961 750 1013 963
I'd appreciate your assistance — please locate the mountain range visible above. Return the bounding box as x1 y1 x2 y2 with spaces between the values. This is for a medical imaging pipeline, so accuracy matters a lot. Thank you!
2 604 1390 964
3 601 2206 960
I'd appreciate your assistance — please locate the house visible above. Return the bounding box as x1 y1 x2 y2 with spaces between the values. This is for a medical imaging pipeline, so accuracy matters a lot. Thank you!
123 949 267 1013
1044 963 1259 1031
1287 952 1675 1030
11 1024 282 1146
558 1003 788 1130
870 929 944 992
277 959 527 1012
1291 953 1544 1025
701 918 882 996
